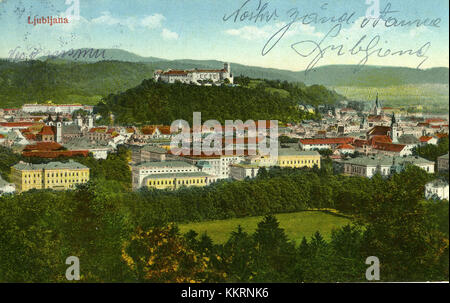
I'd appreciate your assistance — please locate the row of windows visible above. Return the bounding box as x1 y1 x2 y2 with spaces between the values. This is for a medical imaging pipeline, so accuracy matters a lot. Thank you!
24 179 87 184
141 168 196 174
22 171 88 178
279 159 319 165
148 178 212 186
47 179 87 184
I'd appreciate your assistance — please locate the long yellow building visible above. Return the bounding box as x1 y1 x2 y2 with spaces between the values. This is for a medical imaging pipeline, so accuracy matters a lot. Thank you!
144 172 217 190
11 160 90 193
277 149 321 169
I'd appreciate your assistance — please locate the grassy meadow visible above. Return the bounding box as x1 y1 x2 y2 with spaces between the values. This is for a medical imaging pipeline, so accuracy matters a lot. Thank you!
178 211 351 244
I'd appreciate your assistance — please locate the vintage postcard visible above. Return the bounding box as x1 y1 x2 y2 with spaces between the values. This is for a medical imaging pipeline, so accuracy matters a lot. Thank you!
0 0 448 290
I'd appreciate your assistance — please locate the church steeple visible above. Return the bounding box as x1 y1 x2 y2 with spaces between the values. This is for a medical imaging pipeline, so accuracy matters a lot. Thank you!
373 92 382 116
390 113 398 143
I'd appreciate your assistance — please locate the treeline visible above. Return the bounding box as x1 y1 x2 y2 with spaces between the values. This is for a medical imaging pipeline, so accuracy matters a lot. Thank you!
0 163 448 282
413 137 449 162
0 59 155 107
95 79 337 125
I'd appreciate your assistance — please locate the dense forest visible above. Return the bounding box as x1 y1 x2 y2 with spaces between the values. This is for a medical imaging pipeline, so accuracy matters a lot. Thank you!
0 60 155 107
0 145 448 282
95 78 342 125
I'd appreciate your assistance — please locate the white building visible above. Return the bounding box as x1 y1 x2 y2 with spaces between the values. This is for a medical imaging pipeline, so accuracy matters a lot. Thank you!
230 163 264 180
182 153 244 179
22 104 94 114
425 179 449 200
154 63 233 85
342 155 435 178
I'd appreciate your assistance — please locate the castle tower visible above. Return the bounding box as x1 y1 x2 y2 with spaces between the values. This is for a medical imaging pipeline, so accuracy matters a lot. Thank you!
223 62 233 84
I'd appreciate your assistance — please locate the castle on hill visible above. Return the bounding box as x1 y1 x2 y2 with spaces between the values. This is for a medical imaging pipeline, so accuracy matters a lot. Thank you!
153 63 233 85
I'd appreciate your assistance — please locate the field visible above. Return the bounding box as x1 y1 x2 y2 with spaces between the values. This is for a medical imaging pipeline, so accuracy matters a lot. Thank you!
333 83 449 113
178 211 351 244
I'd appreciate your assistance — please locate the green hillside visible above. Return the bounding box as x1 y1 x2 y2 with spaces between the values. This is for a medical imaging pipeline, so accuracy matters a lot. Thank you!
0 59 155 108
96 78 341 125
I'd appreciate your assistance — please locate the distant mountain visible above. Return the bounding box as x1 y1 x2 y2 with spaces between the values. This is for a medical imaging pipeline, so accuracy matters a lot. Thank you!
38 48 167 63
32 48 449 86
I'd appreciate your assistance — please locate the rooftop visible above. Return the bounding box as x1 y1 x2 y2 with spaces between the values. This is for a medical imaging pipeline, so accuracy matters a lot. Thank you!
343 155 434 167
143 172 213 180
134 160 195 169
12 160 89 171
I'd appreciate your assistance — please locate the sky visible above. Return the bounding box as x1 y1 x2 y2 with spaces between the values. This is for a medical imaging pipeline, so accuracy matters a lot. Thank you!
0 0 448 71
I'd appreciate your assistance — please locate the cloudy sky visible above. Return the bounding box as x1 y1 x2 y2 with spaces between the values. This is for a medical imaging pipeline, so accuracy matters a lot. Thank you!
0 0 448 71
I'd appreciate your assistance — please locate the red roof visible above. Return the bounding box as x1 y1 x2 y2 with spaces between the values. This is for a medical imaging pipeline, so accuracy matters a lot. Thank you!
158 126 172 135
353 139 369 147
142 126 158 135
38 125 55 136
419 136 433 142
337 143 355 150
425 118 446 124
369 135 392 144
22 150 89 158
24 133 36 140
0 134 4 139
0 122 34 127
23 142 63 152
368 126 391 136
373 142 406 152
300 137 354 145
89 127 107 133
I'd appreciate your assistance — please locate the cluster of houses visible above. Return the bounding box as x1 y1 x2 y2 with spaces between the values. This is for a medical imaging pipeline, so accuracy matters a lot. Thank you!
0 93 448 200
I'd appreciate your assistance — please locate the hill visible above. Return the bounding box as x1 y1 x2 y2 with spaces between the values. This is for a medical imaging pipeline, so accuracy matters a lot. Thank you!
37 48 167 63
95 78 340 125
0 59 155 108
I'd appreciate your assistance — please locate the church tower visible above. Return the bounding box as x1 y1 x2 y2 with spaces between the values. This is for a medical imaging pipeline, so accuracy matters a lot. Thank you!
55 114 63 143
390 113 398 143
87 114 94 129
360 115 368 129
373 93 382 116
